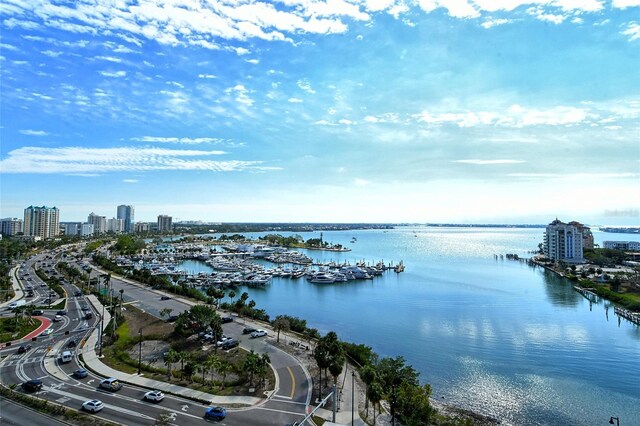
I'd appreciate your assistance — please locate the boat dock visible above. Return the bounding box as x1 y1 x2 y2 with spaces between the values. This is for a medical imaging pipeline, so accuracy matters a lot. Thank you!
614 306 640 326
573 285 600 303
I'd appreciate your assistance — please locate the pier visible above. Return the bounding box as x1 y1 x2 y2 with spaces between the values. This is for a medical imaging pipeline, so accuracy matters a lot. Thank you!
573 285 600 303
614 306 640 326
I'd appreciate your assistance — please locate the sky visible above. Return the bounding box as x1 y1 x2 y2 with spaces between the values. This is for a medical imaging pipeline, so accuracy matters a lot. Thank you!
1 0 639 225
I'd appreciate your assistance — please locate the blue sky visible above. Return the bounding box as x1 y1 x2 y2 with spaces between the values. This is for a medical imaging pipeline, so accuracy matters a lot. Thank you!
1 0 639 225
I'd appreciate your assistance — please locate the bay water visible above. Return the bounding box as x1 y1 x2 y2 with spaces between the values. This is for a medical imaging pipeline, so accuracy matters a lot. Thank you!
178 227 640 425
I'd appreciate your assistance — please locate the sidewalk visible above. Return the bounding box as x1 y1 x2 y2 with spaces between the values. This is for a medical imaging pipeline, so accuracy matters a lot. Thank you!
311 362 368 426
0 266 24 308
80 294 263 407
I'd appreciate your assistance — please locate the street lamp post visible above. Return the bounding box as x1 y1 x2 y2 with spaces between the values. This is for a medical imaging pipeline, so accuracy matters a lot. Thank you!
351 370 355 425
609 416 620 426
138 327 143 375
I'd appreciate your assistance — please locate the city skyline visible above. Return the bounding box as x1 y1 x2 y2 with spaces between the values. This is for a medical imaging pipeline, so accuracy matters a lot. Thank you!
1 1 638 225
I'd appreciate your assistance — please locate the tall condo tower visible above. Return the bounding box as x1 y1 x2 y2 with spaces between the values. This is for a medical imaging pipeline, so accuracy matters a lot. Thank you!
24 206 60 239
117 205 135 233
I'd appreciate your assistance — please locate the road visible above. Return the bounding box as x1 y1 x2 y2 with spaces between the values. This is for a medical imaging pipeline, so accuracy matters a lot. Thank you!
0 245 312 425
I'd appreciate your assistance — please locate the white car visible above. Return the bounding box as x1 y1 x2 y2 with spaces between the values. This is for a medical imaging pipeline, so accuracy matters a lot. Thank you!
251 329 267 338
53 315 63 322
143 390 165 402
216 336 230 347
40 328 54 336
82 399 104 413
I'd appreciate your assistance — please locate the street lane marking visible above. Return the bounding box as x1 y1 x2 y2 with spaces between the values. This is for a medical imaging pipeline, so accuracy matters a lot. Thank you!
287 366 295 399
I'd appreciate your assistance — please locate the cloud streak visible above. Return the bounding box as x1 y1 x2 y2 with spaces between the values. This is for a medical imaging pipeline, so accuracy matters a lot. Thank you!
0 146 278 174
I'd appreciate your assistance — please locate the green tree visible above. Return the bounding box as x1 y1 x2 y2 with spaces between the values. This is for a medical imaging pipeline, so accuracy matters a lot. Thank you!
228 290 236 305
217 359 232 389
243 350 261 387
177 351 191 379
272 316 290 343
367 381 384 424
165 349 179 379
360 364 378 417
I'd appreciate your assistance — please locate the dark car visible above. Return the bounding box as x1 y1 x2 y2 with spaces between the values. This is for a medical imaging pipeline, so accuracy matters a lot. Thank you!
242 327 257 335
84 312 93 320
74 291 82 297
32 309 44 316
81 306 90 311
221 316 233 324
221 338 239 350
22 379 43 392
17 344 32 354
67 338 78 348
204 406 227 420
57 310 67 316
73 368 89 378
160 295 171 300
166 315 179 322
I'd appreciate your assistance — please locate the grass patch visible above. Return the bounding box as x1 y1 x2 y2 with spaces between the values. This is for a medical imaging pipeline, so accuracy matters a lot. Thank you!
0 317 40 343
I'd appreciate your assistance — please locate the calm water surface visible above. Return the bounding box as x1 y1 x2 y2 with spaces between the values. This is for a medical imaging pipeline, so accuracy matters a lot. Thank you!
179 227 640 425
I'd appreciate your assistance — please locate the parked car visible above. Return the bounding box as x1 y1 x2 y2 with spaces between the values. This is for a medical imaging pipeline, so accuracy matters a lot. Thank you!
21 379 43 392
17 344 32 354
82 399 104 413
160 295 171 300
251 329 267 338
73 368 89 378
26 292 34 298
99 377 123 391
242 327 257 335
221 316 233 323
166 315 179 322
221 338 239 350
216 336 230 347
143 390 165 402
204 406 227 420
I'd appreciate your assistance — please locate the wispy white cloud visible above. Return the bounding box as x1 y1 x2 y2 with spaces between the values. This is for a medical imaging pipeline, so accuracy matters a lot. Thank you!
198 74 217 79
245 58 259 64
0 146 278 174
100 70 127 78
621 22 640 41
225 84 254 106
20 129 49 136
95 55 123 63
131 136 226 145
481 18 512 29
123 179 139 183
297 79 316 94
454 159 526 165
509 172 638 178
288 97 303 103
613 0 640 8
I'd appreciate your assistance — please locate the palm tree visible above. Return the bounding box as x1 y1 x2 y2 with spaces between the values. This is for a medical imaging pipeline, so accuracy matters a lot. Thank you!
206 354 221 383
177 351 191 379
217 359 232 389
247 299 256 319
367 382 383 424
273 316 290 343
228 290 236 306
243 350 260 387
165 349 179 380
360 365 377 417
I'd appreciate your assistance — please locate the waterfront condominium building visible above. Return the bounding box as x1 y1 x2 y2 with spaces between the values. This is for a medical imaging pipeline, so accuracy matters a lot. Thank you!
603 241 640 251
134 222 149 233
87 212 107 234
0 217 24 236
117 204 135 233
24 206 60 240
543 218 585 263
107 218 125 233
157 215 173 233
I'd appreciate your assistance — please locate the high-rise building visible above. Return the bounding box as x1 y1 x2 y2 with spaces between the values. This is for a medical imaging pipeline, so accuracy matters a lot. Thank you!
0 217 24 236
543 218 585 263
87 212 107 234
157 215 173 233
81 223 95 237
107 218 125 233
117 205 135 233
568 221 594 250
24 206 60 240
134 222 149 233
62 222 81 236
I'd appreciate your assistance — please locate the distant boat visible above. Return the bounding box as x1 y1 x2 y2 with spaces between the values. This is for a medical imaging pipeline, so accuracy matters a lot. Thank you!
350 237 357 243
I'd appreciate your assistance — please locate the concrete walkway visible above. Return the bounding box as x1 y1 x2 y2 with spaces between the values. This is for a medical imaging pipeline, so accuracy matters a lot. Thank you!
80 294 263 406
0 266 24 308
